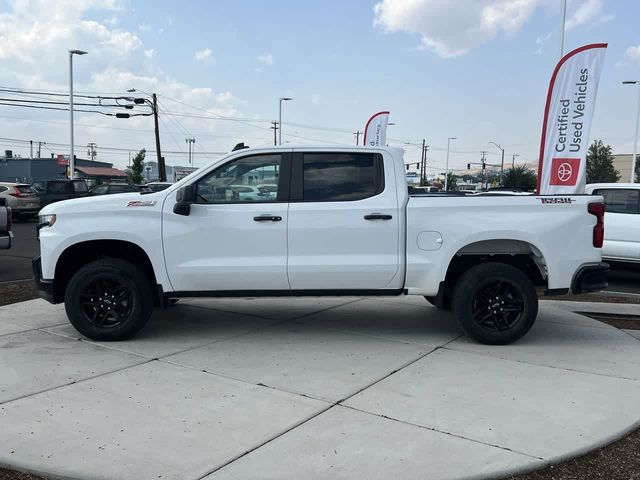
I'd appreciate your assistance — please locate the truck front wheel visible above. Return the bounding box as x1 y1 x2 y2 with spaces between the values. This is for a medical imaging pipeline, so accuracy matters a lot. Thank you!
64 258 154 341
452 262 538 345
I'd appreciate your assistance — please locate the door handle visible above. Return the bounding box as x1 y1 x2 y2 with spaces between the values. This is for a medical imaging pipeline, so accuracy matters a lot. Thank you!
253 215 282 222
364 213 392 220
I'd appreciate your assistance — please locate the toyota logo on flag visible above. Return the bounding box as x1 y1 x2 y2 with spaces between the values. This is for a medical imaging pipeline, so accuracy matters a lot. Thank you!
549 158 580 186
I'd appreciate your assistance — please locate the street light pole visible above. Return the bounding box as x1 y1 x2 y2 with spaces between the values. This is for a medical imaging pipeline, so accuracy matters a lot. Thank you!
489 141 505 185
444 137 456 191
278 97 292 145
559 0 567 59
512 154 520 168
68 49 87 180
623 80 640 182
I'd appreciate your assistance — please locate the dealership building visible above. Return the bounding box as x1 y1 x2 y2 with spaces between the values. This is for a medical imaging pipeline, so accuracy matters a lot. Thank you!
0 152 127 185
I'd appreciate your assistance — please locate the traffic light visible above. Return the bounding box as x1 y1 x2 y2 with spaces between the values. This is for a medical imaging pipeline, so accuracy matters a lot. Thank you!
467 163 471 170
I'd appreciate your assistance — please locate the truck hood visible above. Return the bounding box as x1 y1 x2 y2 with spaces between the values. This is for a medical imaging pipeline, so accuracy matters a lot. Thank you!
40 192 165 215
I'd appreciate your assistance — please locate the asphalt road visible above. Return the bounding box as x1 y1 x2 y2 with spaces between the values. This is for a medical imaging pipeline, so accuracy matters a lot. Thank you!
0 218 39 283
1 219 639 295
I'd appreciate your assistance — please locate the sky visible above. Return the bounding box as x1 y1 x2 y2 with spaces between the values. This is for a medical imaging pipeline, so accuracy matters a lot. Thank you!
0 0 638 174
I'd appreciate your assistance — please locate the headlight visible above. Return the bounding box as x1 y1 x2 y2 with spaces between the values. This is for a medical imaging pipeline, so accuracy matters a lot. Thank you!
38 214 57 228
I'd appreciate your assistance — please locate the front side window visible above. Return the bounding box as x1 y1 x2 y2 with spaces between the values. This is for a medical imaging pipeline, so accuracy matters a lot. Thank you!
594 189 639 214
302 152 383 202
196 154 281 204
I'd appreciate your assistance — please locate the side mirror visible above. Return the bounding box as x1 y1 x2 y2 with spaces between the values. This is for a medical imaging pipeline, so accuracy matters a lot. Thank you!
174 185 196 216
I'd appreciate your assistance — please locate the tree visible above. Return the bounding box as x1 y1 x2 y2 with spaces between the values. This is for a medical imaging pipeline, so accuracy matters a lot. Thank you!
445 172 458 191
586 140 620 184
502 165 537 191
127 149 146 184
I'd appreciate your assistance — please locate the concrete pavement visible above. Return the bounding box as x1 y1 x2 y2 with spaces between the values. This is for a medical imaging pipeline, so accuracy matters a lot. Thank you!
0 297 639 480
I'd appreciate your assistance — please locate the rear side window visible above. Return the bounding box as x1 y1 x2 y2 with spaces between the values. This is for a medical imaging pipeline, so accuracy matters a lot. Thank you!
594 189 640 214
73 181 88 193
302 152 384 202
47 182 72 194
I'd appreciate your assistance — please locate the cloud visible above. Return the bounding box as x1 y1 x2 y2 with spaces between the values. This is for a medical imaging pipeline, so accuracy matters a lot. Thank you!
374 0 539 58
0 0 253 168
619 45 640 66
373 0 612 58
194 48 214 63
565 0 613 30
256 53 273 66
534 31 552 55
138 23 152 32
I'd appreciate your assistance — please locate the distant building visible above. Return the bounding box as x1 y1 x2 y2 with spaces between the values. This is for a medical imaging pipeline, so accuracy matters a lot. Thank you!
0 153 126 185
612 154 635 182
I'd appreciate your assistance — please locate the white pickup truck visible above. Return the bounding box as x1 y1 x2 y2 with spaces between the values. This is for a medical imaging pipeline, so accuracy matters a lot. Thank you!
33 146 608 345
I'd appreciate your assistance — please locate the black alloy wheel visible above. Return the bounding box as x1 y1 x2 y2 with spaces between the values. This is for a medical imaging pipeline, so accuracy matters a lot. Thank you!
65 258 154 340
79 278 133 329
471 280 524 332
452 262 538 345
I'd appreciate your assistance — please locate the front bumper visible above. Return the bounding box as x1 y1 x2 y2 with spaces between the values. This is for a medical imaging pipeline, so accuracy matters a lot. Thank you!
571 262 609 294
32 256 56 304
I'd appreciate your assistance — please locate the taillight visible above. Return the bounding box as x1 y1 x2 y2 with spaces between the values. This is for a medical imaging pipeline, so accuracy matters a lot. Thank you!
6 207 12 231
9 187 26 198
588 202 604 248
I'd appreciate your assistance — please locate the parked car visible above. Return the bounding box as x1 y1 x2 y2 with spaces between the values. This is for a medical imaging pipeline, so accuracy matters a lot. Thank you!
33 180 90 207
0 198 13 249
585 183 640 264
0 182 40 220
408 186 440 194
90 183 149 195
144 182 173 192
34 146 607 345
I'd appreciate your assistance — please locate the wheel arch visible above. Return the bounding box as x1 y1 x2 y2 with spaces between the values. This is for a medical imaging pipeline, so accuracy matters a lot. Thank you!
441 239 548 299
53 239 158 304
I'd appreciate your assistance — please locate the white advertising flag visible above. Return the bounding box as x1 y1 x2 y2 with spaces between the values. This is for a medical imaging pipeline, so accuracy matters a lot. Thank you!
363 111 390 147
537 43 607 194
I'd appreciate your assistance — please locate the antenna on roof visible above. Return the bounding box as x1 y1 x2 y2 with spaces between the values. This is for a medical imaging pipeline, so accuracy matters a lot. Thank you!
232 142 250 152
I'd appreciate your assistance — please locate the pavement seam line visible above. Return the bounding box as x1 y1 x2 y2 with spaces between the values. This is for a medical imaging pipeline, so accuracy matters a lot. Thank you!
196 404 339 479
333 334 464 404
440 345 640 382
339 403 545 461
198 336 464 478
0 358 154 406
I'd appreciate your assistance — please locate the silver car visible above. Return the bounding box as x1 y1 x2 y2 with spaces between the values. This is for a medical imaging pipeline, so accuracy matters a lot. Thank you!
0 201 12 249
0 182 40 220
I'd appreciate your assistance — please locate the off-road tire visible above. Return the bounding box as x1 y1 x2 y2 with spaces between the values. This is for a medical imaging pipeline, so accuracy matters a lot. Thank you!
452 262 538 345
64 258 154 341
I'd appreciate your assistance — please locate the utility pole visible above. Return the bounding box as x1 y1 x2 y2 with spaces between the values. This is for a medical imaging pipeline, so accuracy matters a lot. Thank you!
271 121 279 146
420 139 426 186
512 154 519 168
87 142 97 162
353 130 362 145
30 140 33 159
185 138 196 166
152 93 166 182
37 142 42 158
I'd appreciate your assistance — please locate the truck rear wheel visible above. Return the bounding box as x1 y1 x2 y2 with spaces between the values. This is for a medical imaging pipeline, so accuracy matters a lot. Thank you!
452 262 538 345
64 258 154 341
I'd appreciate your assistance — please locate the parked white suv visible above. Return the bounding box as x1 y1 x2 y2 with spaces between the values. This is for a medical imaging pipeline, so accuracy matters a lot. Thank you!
585 183 640 263
34 146 607 345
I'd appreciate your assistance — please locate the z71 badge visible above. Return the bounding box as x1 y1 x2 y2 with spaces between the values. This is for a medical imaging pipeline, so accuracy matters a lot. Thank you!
126 200 157 207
